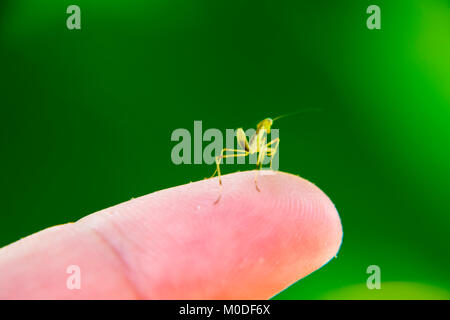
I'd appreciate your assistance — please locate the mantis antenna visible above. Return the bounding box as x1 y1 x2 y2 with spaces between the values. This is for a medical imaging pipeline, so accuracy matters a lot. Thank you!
272 107 323 123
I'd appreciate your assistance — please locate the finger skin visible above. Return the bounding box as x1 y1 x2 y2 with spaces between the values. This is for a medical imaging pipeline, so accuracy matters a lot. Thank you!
0 171 343 299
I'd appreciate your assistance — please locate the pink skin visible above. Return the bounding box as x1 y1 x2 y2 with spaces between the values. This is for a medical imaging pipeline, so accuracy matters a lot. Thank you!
0 171 342 299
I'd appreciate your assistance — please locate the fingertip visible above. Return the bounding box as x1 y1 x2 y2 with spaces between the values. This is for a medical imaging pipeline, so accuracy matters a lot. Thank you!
82 170 343 299
211 170 343 297
0 170 342 299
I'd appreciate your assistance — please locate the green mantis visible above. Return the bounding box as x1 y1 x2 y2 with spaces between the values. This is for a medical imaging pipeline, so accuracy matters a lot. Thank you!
209 109 320 203
210 117 280 203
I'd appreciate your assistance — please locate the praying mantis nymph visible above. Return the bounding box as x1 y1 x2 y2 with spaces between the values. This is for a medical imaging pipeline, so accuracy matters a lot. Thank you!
210 115 285 204
210 109 320 204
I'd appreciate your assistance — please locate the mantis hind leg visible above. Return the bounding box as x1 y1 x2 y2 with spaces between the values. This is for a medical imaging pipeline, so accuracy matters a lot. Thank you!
211 149 249 204
266 138 280 170
254 137 280 192
254 152 266 192
210 148 248 184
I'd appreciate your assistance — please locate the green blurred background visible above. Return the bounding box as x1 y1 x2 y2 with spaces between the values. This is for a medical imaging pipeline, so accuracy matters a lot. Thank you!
0 0 449 299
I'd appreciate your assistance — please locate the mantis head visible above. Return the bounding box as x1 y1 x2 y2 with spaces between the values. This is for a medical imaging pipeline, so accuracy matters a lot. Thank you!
256 118 273 134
